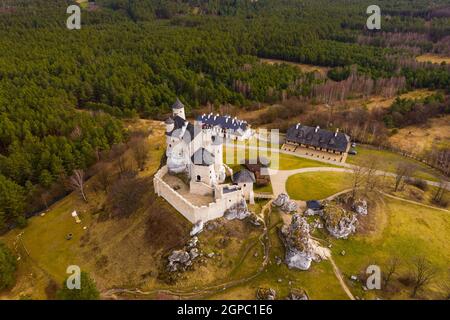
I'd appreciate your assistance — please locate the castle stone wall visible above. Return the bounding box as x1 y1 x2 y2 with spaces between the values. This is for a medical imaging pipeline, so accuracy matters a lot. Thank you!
154 166 243 224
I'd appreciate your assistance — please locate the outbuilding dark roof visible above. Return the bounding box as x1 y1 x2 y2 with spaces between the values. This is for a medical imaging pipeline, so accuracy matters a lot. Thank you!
232 168 256 184
172 98 185 109
191 148 215 166
285 124 350 153
196 113 248 132
306 200 322 210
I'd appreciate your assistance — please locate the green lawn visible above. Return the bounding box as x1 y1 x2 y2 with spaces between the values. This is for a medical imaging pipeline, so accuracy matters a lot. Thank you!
287 172 352 200
347 146 442 181
275 153 339 170
224 145 337 171
328 197 450 299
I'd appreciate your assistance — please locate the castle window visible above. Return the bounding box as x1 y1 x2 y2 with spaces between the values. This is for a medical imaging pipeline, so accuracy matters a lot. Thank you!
197 175 201 181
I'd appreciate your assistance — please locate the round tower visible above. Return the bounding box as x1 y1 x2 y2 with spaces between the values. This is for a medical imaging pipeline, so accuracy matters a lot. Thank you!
165 117 174 133
172 98 186 120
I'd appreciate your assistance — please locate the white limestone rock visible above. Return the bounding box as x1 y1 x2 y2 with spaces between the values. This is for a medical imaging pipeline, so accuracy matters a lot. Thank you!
256 288 276 300
224 200 251 220
187 236 199 249
321 202 358 239
273 193 298 213
280 214 315 270
281 200 298 213
273 193 289 207
304 208 323 216
287 290 309 300
189 248 200 260
168 250 190 264
352 199 368 215
190 220 204 236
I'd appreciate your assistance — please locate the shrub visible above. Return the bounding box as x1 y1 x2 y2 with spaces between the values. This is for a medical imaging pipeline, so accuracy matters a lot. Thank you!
406 178 428 191
0 242 17 290
56 272 99 300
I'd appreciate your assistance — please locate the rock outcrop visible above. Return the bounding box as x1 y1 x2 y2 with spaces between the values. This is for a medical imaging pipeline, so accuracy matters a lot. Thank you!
224 199 251 220
352 199 368 215
280 214 315 270
167 250 191 272
286 289 309 300
322 203 357 239
273 193 298 213
190 220 204 236
256 288 276 300
167 235 202 272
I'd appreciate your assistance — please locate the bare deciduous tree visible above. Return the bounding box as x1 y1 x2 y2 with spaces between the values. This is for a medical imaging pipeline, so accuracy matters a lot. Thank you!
362 157 381 193
69 169 88 202
97 167 111 192
350 165 367 198
383 257 400 288
117 154 129 178
131 138 150 171
394 163 415 192
433 179 448 204
411 257 437 298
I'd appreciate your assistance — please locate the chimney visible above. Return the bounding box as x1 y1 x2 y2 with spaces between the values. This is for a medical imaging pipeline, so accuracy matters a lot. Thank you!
315 126 320 133
335 128 339 137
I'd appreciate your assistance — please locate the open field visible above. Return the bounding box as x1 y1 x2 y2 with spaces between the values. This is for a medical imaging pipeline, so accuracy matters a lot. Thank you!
286 172 351 201
364 89 437 110
347 145 443 182
223 144 337 171
327 197 450 300
207 209 349 300
260 58 329 76
416 54 450 64
388 115 450 154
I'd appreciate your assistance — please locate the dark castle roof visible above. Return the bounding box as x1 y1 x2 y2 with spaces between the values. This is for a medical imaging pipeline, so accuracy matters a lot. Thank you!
165 117 174 124
285 124 350 153
172 98 185 109
232 169 256 184
166 115 200 140
196 113 248 132
191 148 215 166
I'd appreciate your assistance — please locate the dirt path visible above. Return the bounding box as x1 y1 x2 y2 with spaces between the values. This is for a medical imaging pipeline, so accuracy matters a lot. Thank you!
382 192 450 213
328 255 355 300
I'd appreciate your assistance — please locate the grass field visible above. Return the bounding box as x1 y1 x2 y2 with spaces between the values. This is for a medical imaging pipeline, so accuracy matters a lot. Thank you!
207 209 349 300
346 145 442 181
327 197 450 299
260 58 329 76
416 54 450 64
364 89 437 111
224 144 338 171
388 115 450 154
286 172 351 201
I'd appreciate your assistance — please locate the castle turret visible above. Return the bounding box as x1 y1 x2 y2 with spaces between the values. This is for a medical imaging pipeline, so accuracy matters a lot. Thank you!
165 117 174 133
172 98 186 120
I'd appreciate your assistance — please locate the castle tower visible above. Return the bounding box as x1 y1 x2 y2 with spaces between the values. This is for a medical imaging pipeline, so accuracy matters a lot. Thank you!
165 117 174 133
172 98 186 120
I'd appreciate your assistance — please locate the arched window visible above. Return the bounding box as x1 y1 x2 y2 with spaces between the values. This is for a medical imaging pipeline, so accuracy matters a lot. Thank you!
197 175 201 181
